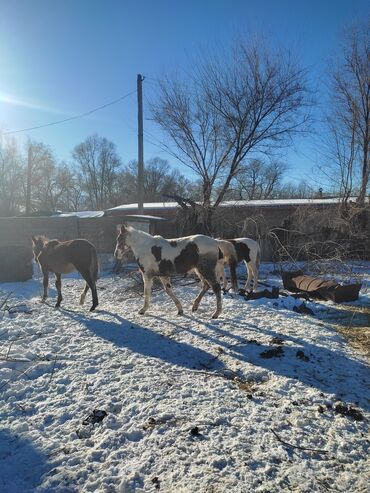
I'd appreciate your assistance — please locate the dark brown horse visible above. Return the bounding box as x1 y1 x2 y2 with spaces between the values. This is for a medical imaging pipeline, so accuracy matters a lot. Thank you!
32 236 98 311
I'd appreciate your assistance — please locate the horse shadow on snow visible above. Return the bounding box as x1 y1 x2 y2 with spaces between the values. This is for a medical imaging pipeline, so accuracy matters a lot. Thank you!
0 429 50 492
59 305 369 411
148 312 370 411
60 308 225 372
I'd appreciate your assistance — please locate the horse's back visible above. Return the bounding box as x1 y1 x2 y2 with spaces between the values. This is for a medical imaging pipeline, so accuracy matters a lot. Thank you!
140 234 220 276
165 234 219 256
38 242 76 274
66 238 96 253
65 239 97 270
41 239 97 275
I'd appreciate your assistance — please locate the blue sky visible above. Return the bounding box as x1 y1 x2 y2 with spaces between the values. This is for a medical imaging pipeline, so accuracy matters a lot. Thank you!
0 0 368 184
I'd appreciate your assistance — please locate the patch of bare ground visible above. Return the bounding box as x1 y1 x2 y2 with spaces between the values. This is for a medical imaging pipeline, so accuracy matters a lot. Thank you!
326 304 370 358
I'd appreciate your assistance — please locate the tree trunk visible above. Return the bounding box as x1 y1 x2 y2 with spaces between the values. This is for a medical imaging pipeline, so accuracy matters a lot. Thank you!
357 136 369 205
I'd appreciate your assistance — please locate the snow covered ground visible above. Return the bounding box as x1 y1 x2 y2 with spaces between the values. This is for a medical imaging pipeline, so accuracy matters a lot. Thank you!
0 265 369 493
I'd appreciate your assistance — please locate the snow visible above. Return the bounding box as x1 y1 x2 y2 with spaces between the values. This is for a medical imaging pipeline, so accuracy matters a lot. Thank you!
106 197 364 214
54 211 105 218
0 265 369 493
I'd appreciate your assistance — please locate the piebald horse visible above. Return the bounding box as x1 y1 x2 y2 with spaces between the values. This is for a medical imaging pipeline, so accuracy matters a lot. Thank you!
32 236 99 311
114 225 238 318
217 237 260 292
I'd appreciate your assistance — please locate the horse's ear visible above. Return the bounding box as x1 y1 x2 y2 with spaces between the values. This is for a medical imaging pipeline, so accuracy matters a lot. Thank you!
32 236 37 244
120 224 127 234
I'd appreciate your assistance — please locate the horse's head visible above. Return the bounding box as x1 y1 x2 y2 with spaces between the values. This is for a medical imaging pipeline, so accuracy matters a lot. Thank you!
31 235 47 260
114 224 131 260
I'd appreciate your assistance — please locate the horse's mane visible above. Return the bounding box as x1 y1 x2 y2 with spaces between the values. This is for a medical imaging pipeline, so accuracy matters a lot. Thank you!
33 235 49 242
44 239 60 249
127 226 154 238
32 236 60 250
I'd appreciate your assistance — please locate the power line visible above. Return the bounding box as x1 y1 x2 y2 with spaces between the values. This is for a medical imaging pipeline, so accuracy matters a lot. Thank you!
3 89 137 136
143 76 162 84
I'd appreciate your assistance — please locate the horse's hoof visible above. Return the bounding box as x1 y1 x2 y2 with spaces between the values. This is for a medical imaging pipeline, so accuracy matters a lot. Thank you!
55 303 61 308
177 310 184 316
138 308 146 315
191 305 198 312
90 305 97 312
211 312 220 319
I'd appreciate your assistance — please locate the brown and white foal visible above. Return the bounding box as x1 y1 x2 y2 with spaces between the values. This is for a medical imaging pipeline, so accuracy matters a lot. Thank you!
114 225 238 318
32 236 98 311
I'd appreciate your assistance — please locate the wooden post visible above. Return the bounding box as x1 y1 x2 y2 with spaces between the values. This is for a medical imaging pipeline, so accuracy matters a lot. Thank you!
26 143 32 215
137 74 144 214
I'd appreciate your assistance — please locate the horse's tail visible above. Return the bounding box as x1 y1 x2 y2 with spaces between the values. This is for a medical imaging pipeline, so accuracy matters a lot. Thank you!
90 247 99 282
217 240 238 293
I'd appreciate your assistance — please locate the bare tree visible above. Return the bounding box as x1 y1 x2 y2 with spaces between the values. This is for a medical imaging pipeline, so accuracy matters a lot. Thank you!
330 21 370 204
22 141 57 213
152 37 312 232
114 157 191 204
26 142 77 212
63 168 85 211
0 138 85 216
275 179 315 199
318 114 358 204
35 161 79 212
229 159 287 200
73 134 122 209
0 137 24 216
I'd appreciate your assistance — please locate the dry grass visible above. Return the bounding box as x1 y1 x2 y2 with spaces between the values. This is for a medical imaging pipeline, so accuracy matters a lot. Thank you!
324 304 370 358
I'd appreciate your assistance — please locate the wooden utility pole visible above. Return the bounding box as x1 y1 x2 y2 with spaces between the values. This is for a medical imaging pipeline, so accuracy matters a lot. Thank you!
137 74 144 214
26 143 32 215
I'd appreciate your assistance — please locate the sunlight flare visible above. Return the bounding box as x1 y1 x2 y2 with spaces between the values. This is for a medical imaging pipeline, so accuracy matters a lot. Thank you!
0 91 69 115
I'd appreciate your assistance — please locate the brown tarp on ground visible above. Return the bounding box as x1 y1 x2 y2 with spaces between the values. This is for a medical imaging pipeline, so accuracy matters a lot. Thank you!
282 270 361 303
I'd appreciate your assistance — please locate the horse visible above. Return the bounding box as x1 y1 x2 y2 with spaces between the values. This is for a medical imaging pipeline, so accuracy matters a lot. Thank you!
32 236 99 311
114 225 238 318
217 237 260 292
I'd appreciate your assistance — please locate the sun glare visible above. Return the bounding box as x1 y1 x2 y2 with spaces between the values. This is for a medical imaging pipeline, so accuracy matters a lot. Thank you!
0 91 68 115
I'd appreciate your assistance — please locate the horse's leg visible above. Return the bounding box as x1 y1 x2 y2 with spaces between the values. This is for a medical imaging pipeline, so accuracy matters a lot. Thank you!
192 281 210 312
89 283 98 311
79 269 98 311
207 276 222 319
159 276 183 315
55 273 62 307
80 283 89 306
41 269 49 301
196 265 222 319
222 263 228 291
191 269 210 313
251 260 259 292
216 260 227 290
244 260 253 292
89 250 99 310
138 274 153 315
